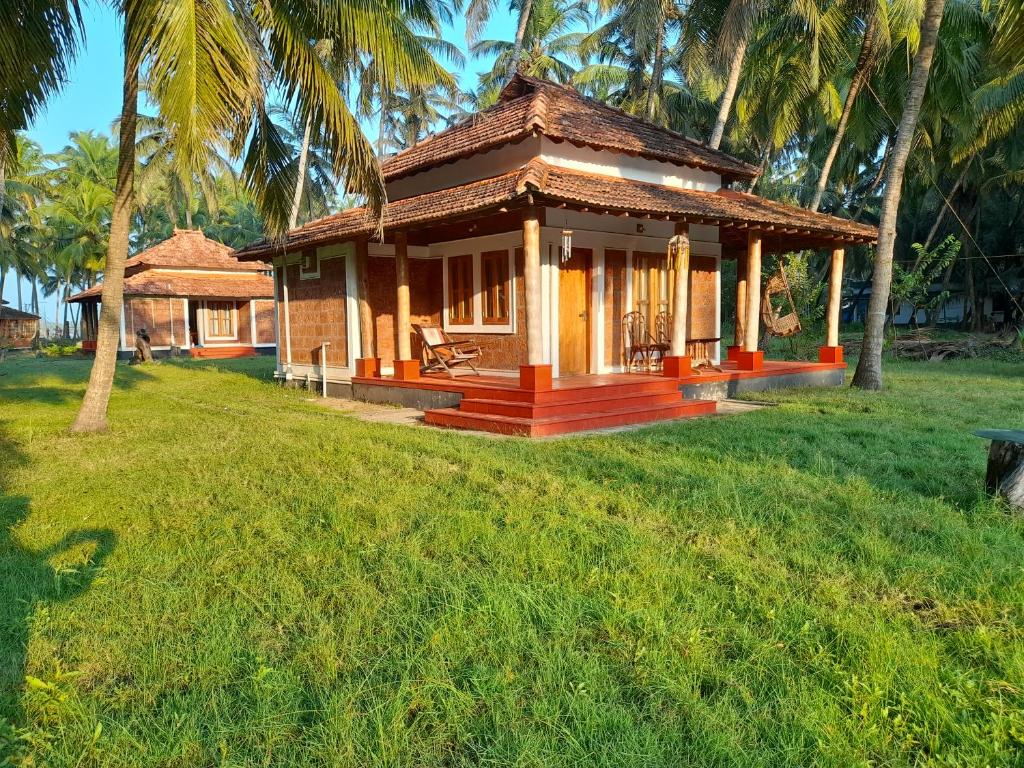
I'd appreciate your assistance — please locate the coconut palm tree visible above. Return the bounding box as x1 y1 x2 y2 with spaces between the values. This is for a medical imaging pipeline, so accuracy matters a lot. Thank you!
852 0 948 390
67 0 456 433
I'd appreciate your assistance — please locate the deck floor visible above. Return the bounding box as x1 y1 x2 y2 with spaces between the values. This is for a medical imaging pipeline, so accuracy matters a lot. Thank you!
352 359 844 395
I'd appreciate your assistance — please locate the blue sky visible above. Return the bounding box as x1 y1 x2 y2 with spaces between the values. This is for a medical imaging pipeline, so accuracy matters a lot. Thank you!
5 3 517 320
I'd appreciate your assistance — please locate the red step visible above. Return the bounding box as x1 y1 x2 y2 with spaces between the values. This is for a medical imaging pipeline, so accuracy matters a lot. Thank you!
459 389 685 419
189 346 257 359
425 399 716 437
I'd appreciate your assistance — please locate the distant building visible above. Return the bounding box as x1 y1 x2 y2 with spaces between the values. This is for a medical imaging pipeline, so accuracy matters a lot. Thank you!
0 304 40 349
69 229 276 359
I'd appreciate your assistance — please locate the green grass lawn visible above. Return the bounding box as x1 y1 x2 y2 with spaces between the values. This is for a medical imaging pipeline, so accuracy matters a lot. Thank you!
1 353 1023 766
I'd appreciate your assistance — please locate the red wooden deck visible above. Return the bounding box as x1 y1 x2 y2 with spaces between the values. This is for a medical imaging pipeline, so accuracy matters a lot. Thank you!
352 359 843 437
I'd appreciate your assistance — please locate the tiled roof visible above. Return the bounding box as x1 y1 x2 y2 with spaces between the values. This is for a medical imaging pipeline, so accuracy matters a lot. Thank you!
0 306 40 320
124 229 270 274
380 73 761 183
68 270 273 303
235 160 876 261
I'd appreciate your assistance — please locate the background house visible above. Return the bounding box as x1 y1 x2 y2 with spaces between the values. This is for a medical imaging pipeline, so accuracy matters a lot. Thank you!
69 229 276 359
0 302 40 349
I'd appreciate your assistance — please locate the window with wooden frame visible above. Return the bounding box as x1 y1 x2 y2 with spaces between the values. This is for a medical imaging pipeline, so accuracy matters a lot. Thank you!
480 249 510 325
206 301 236 339
448 254 474 325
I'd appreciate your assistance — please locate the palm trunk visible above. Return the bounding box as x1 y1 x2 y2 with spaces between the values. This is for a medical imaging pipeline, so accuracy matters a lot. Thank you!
0 269 6 305
852 134 893 221
809 12 879 212
852 0 946 390
646 20 667 122
708 39 747 150
509 0 535 74
920 156 972 253
54 279 62 336
289 114 313 231
16 267 23 311
72 42 139 433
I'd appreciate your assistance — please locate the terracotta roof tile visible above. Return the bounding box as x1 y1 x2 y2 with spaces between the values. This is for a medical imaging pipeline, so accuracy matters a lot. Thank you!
234 160 876 261
0 306 40 320
380 74 761 183
69 271 273 303
124 229 269 274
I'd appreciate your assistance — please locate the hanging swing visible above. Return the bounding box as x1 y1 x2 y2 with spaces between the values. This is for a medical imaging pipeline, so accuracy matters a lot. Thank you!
760 261 802 338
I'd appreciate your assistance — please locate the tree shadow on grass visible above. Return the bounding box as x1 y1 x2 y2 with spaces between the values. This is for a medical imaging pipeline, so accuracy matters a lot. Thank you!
0 357 156 406
164 355 277 383
0 422 116 759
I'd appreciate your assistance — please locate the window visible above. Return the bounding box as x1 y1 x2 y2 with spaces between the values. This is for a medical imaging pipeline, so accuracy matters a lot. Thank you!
481 250 510 324
206 301 236 339
448 254 474 325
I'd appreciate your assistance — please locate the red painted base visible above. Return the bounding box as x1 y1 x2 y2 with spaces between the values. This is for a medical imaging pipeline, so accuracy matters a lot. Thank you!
726 345 741 361
662 355 693 377
189 346 256 359
818 345 844 364
519 364 553 392
392 359 420 380
81 340 97 352
355 357 382 378
735 350 764 370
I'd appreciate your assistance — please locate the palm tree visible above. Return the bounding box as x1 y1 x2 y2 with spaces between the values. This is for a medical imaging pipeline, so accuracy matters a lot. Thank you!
852 0 947 390
70 0 456 433
466 0 537 75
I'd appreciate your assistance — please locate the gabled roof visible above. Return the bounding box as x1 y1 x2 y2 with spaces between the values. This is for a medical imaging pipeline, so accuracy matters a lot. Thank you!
380 73 761 184
124 229 269 274
68 271 273 303
234 159 876 261
0 306 40 321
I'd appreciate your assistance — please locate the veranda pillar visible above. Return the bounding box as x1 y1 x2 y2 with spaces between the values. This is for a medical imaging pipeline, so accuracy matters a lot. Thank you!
729 249 747 361
392 231 418 379
520 206 551 391
354 237 380 377
738 231 763 370
663 223 692 377
820 247 845 364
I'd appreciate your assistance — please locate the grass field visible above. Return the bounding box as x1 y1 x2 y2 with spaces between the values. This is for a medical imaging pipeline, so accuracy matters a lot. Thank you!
2 353 1023 766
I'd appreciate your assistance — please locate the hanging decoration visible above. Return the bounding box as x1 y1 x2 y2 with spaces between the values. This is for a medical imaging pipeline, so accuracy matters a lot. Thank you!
666 233 689 272
560 228 574 263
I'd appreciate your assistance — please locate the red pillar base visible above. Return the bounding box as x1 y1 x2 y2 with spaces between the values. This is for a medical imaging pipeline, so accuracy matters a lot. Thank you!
355 357 382 378
726 345 741 361
818 345 844 364
662 355 692 377
392 359 420 380
735 350 764 371
520 364 553 392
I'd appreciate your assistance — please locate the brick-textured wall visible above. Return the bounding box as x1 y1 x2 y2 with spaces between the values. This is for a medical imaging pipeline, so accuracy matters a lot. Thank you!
604 250 626 368
254 300 276 344
124 297 186 347
284 256 347 366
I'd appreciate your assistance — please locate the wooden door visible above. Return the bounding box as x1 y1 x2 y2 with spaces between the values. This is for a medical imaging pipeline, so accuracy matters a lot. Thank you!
559 248 591 375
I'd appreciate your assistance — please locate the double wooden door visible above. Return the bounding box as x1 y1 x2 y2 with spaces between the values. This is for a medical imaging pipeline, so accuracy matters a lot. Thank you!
559 248 592 375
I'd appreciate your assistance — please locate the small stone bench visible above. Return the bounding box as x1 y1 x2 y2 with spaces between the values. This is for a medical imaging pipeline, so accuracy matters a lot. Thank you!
975 429 1024 511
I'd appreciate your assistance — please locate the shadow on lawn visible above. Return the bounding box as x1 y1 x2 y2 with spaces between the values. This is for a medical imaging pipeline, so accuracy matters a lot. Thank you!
0 422 116 753
164 355 277 383
0 357 156 407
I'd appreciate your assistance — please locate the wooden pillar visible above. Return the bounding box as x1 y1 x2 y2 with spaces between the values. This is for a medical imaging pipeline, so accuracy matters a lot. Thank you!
520 206 550 390
663 223 691 377
739 231 763 369
392 230 418 379
820 247 845 363
734 250 747 352
354 237 380 377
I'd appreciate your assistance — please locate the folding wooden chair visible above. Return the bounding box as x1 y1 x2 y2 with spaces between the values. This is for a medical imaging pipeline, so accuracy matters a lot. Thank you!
413 323 483 377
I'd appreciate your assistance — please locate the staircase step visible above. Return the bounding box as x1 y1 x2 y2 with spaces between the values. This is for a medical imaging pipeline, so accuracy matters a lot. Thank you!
459 378 682 404
459 390 684 418
425 399 716 437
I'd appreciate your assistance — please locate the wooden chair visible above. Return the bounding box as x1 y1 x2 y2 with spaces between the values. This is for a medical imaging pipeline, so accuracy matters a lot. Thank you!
413 323 483 377
622 311 667 372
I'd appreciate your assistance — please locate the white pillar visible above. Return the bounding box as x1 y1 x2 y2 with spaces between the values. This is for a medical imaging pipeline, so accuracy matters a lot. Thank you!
281 270 293 374
826 248 845 347
182 298 191 349
744 232 762 353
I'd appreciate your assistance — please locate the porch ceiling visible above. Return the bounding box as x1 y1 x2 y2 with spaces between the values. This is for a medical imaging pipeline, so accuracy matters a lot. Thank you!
234 159 877 261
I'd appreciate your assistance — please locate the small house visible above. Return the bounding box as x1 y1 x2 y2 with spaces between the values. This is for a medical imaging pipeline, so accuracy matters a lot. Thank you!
235 74 878 435
69 229 276 359
0 303 40 349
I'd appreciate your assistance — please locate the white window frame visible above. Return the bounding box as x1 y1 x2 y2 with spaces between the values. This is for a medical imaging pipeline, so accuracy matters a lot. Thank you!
435 232 518 334
203 300 239 342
